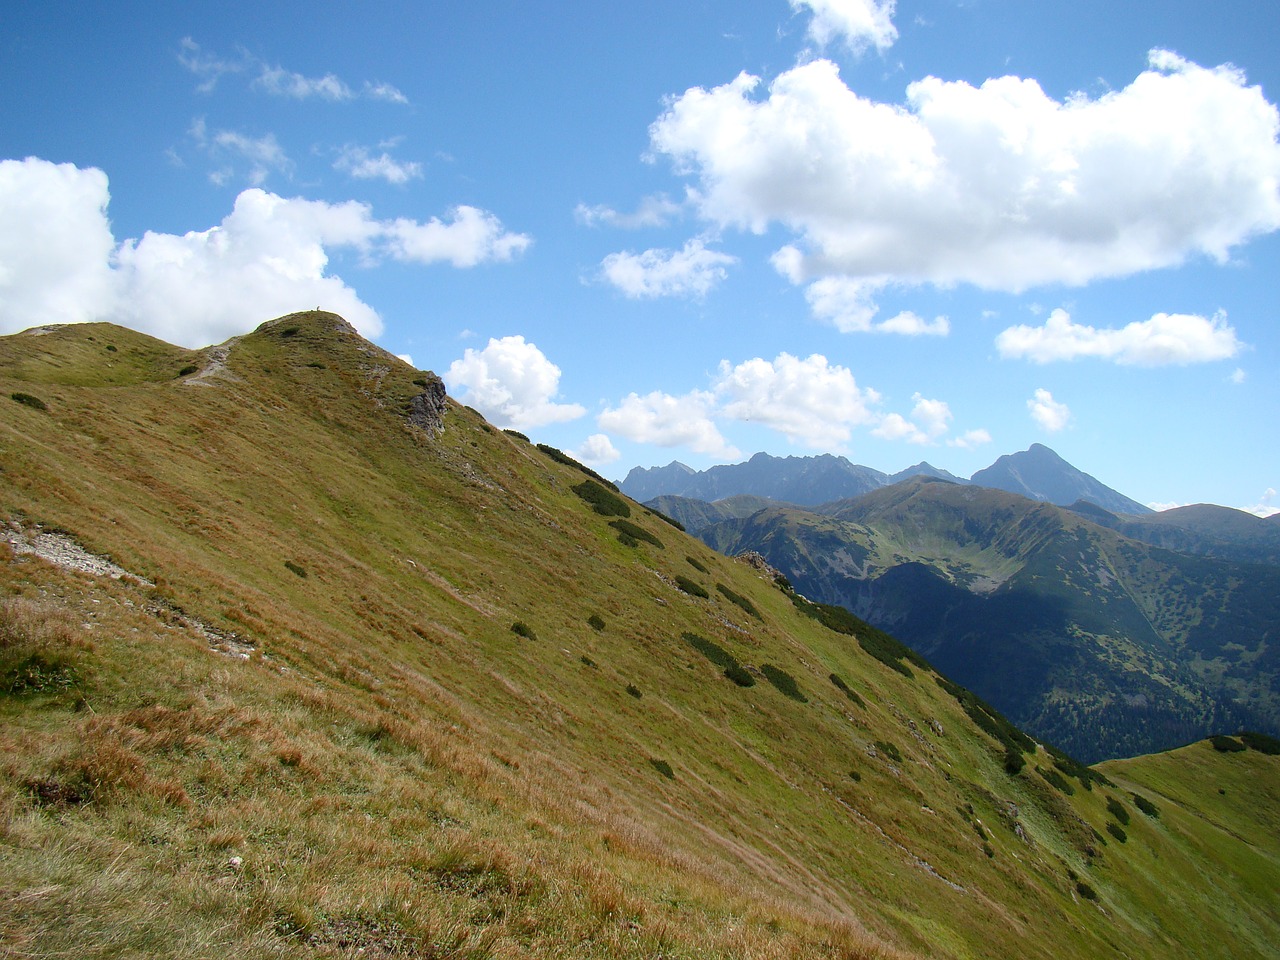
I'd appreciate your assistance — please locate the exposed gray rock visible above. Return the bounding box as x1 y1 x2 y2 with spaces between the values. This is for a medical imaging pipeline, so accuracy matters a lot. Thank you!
408 375 447 436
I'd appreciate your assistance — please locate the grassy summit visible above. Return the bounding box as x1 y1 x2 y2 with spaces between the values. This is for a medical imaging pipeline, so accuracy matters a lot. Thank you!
1 312 1277 959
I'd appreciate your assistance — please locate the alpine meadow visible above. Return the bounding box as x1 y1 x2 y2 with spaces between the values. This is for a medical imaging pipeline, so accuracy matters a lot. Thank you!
1 312 1277 959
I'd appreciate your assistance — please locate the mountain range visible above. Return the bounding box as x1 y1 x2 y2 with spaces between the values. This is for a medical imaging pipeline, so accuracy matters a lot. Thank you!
2 312 1277 960
621 444 1153 515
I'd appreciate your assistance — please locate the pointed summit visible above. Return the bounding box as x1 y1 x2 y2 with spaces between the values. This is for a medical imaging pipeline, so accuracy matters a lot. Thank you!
970 444 1151 515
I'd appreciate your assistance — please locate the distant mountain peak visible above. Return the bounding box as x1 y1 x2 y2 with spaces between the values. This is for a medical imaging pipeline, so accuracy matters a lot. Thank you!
970 444 1151 515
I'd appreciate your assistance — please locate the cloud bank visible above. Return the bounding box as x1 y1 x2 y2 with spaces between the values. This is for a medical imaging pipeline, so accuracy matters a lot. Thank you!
0 157 530 348
650 51 1280 326
996 308 1242 365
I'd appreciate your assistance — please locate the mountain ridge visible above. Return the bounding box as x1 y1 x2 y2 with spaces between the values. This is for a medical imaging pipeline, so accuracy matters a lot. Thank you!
621 444 1152 515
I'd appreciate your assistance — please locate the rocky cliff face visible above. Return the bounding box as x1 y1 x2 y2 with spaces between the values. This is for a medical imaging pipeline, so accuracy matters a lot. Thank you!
407 375 448 436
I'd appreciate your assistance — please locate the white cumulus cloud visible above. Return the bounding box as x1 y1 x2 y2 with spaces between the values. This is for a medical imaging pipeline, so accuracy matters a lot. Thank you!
1028 388 1071 433
996 307 1242 365
571 434 621 467
444 336 585 429
600 237 737 298
948 428 993 450
0 157 530 348
790 0 898 53
598 390 738 459
650 52 1280 327
715 352 880 447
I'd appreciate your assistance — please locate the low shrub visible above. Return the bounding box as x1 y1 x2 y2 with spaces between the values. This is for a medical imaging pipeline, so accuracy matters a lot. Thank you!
1003 748 1026 776
649 758 675 779
510 621 536 640
580 655 596 668
717 583 762 620
791 593 926 677
177 365 198 377
538 444 618 490
1240 730 1280 755
625 684 642 699
1210 735 1247 753
848 769 862 783
828 672 865 708
284 560 307 578
280 327 300 337
674 576 708 599
616 531 638 548
1105 796 1130 826
503 429 529 442
1076 881 1098 901
873 740 903 764
686 556 708 573
587 614 605 632
1131 793 1160 818
723 664 755 687
609 519 662 548
1105 821 1127 843
572 480 630 517
1038 766 1075 795
761 664 807 703
683 632 736 671
648 509 685 531
10 392 47 412
983 842 995 858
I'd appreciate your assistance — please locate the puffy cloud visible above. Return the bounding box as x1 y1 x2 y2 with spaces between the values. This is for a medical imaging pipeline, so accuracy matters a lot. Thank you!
1247 488 1279 518
790 0 897 53
948 428 992 450
799 277 948 335
871 393 951 444
651 53 1280 326
600 237 737 298
996 307 1242 365
385 206 531 267
1230 368 1247 385
396 353 414 367
1028 388 1071 432
0 157 529 347
716 352 880 447
571 434 621 467
334 145 423 185
575 194 682 229
0 158 118 330
444 336 585 429
598 390 738 459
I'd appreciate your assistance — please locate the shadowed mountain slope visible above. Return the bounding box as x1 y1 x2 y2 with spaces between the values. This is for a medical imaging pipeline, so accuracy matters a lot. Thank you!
700 478 1280 763
970 443 1152 515
2 313 1277 960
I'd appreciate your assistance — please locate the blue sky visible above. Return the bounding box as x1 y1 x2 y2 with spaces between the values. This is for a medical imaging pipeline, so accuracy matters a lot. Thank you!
2 1 1277 514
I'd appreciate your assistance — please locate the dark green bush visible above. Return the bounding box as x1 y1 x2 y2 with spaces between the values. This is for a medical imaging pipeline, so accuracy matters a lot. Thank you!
1045 744 1112 789
983 842 995 859
306 361 326 369
790 594 925 678
649 758 674 780
572 480 630 517
1240 730 1280 755
503 429 529 442
674 576 708 599
724 665 755 687
609 519 662 548
873 740 903 764
626 684 642 699
587 614 605 632
648 509 685 531
828 672 865 708
760 664 807 703
683 632 736 671
1076 881 1098 901
1038 766 1075 795
1210 735 1246 753
284 560 307 578
1131 793 1160 818
1003 748 1026 776
538 444 618 490
177 365 198 377
1105 796 1130 826
616 531 639 548
510 621 536 640
10 392 47 412
717 584 762 620
1105 821 1127 843
936 675 1038 772
105 345 117 352
280 327 299 337
686 556 708 574
580 655 596 668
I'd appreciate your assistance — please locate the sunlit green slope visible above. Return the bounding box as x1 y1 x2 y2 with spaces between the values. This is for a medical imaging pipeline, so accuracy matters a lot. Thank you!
1 312 1276 960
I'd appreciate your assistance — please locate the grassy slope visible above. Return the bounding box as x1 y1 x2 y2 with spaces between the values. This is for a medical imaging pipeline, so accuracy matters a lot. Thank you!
0 313 1275 959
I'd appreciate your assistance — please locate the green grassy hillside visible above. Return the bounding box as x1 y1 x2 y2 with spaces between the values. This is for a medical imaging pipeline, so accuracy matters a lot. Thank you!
2 313 1277 959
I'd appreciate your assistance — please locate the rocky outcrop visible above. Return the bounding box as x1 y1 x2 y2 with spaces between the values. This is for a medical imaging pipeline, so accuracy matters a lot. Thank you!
408 375 448 436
